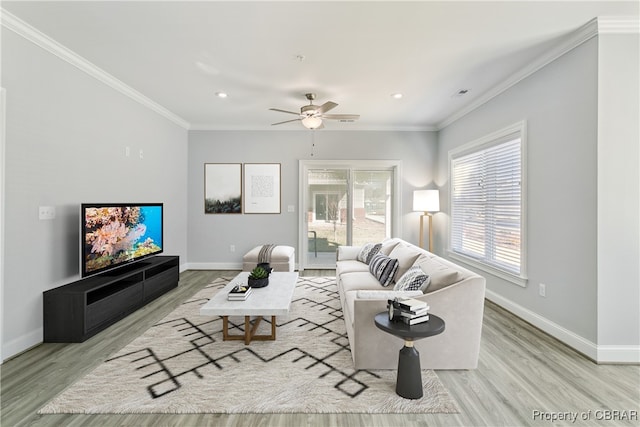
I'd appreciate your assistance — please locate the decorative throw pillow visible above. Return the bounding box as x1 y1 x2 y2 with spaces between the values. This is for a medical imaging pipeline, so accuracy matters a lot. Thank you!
357 243 382 264
369 253 399 287
393 266 430 292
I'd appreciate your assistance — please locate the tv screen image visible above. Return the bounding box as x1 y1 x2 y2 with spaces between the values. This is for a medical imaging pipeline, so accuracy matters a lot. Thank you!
81 203 163 277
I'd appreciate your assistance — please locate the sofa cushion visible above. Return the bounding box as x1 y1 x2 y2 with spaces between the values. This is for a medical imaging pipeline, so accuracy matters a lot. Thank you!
369 253 399 287
417 258 462 292
388 244 422 282
393 266 431 292
339 271 383 293
336 260 370 276
356 243 382 264
379 238 403 255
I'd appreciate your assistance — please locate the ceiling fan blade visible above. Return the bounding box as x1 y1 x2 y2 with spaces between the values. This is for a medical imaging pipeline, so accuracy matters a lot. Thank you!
317 101 338 114
322 114 360 120
269 108 301 116
271 118 302 126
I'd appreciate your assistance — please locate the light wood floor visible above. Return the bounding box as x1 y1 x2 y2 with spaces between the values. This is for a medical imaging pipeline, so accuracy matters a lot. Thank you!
2 270 638 427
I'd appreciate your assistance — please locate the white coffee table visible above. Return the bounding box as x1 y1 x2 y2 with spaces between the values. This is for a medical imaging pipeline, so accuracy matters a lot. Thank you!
200 271 299 345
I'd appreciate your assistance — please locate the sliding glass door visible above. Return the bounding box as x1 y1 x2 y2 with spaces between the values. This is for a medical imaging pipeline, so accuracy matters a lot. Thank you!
351 170 393 246
306 169 348 267
300 160 401 269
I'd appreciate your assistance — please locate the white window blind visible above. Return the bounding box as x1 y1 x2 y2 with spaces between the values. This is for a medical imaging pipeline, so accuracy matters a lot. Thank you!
450 131 524 278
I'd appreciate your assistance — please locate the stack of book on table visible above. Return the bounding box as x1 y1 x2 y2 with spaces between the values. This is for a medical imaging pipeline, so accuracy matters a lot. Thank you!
227 284 252 301
391 297 430 325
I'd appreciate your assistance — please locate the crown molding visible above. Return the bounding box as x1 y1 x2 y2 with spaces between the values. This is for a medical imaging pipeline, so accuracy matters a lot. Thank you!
597 16 640 33
0 8 191 130
189 123 439 132
436 16 639 130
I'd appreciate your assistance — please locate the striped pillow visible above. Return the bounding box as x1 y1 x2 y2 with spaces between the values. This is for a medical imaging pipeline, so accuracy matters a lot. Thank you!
393 266 430 292
369 253 399 287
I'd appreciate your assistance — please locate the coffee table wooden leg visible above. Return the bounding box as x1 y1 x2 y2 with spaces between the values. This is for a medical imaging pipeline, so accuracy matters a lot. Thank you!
222 316 230 340
220 315 277 344
244 316 251 345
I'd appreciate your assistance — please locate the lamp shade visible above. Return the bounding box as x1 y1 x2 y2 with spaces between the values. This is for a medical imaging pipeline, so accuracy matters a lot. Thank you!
413 189 439 212
302 116 323 129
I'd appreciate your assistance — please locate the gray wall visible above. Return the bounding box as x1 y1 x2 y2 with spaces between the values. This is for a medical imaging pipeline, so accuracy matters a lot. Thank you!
2 29 189 358
437 33 640 358
437 38 600 343
187 130 438 267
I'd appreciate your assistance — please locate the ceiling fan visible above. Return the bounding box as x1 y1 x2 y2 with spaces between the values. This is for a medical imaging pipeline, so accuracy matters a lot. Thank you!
270 93 360 129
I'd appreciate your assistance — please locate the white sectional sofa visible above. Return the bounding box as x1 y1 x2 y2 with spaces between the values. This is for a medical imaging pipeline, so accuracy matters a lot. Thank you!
336 238 486 370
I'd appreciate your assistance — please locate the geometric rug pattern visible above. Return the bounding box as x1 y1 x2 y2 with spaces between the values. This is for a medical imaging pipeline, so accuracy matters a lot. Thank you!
39 277 459 414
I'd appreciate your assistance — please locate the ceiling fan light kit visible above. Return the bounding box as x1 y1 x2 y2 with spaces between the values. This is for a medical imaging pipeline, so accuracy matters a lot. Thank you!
301 116 323 130
270 93 360 130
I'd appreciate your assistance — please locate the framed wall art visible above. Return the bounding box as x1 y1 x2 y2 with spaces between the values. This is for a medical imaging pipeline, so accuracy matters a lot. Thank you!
204 163 242 214
243 163 281 214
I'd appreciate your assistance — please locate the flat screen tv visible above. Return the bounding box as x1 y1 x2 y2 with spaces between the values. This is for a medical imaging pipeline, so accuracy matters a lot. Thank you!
81 203 163 277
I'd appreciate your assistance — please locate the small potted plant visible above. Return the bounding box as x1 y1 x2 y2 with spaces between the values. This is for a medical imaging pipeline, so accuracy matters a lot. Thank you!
248 266 269 288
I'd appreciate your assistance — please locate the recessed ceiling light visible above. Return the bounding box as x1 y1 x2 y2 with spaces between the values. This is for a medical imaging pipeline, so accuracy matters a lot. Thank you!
215 92 228 98
391 93 403 99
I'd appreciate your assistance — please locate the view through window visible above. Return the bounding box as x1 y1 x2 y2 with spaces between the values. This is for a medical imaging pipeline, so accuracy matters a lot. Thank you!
302 163 397 269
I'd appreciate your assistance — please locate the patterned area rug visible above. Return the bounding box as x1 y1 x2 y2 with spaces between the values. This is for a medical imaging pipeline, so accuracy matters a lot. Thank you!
39 277 459 414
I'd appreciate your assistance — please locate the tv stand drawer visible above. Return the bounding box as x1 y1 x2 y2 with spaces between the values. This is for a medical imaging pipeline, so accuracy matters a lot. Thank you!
86 282 143 331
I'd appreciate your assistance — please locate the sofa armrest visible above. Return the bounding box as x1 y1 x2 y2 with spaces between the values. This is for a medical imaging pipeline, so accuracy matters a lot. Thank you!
337 245 362 261
350 277 486 369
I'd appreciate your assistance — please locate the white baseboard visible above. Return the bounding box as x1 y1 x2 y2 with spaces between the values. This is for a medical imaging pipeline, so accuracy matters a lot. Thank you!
597 345 640 364
185 262 243 271
485 290 598 359
2 327 42 363
485 290 640 364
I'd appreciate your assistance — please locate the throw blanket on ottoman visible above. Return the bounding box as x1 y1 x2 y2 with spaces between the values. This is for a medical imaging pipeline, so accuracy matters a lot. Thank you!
258 244 276 264
243 245 295 272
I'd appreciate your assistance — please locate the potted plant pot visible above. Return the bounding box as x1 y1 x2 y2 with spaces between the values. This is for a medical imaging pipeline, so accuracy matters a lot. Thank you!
248 266 270 288
248 277 269 288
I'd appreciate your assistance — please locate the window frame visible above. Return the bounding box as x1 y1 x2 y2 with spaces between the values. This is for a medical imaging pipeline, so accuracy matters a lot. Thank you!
447 121 528 287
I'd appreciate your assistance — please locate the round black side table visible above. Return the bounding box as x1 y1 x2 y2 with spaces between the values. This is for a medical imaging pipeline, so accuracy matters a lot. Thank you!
374 312 445 399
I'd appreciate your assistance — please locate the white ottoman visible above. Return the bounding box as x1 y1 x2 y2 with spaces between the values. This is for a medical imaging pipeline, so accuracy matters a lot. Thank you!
242 245 295 272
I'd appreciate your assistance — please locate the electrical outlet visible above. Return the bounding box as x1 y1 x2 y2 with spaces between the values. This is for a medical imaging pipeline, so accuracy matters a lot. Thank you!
125 146 130 157
288 205 295 213
39 206 56 220
539 283 546 297
230 245 235 252
139 149 144 159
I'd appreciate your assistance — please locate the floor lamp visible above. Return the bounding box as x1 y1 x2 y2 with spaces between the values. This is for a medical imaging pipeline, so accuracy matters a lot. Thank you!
413 190 440 252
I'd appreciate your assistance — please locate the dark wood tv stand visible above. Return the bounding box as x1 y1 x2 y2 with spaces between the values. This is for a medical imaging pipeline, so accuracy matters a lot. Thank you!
43 255 180 342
